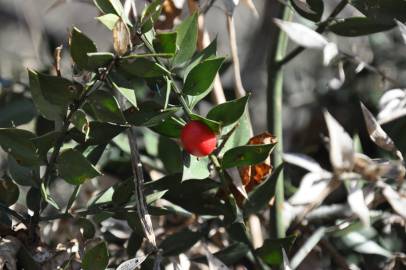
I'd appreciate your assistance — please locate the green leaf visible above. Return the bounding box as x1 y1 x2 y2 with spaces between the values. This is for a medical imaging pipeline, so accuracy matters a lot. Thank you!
207 94 250 127
96 13 120 30
8 156 39 187
190 114 221 134
222 144 275 169
193 242 249 266
154 32 177 55
329 17 393 36
150 117 183 138
159 228 201 256
57 148 101 185
70 27 97 70
256 236 297 266
349 0 406 24
173 13 198 66
219 110 251 155
187 37 217 74
182 155 210 181
290 0 324 22
87 91 126 124
125 102 180 127
86 121 126 145
82 241 109 270
75 218 96 239
37 72 81 106
87 52 114 70
112 178 134 206
243 165 283 216
26 187 41 213
109 74 138 109
127 232 144 257
0 128 39 166
71 110 89 136
31 131 61 160
158 136 182 174
0 178 19 206
227 221 251 246
93 0 123 15
0 94 36 128
140 0 163 33
165 186 225 216
183 57 225 96
40 182 60 210
28 69 65 121
118 58 169 78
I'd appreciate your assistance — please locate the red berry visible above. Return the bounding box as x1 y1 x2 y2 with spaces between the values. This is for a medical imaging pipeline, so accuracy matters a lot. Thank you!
180 120 217 157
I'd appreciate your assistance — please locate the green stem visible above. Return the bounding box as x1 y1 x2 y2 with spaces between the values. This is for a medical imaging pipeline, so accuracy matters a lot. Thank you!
267 6 292 239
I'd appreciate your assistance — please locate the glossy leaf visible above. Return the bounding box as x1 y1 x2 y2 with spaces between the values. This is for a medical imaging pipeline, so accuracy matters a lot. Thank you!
256 236 296 266
41 182 60 210
87 90 126 124
28 69 65 121
222 144 275 169
349 0 406 24
57 148 101 185
82 241 109 270
93 0 124 15
37 73 80 106
125 102 179 127
207 94 250 127
182 155 210 181
87 52 114 70
291 0 324 22
109 74 138 109
329 17 393 36
190 113 221 133
159 228 201 256
150 117 183 138
173 13 198 65
71 110 89 137
0 128 39 166
75 218 96 239
70 27 97 70
183 57 225 96
154 32 177 55
118 58 169 78
8 156 38 187
31 131 61 160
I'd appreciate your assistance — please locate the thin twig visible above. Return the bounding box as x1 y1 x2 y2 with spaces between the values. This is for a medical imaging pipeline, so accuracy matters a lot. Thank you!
54 45 63 77
227 15 246 98
127 128 157 248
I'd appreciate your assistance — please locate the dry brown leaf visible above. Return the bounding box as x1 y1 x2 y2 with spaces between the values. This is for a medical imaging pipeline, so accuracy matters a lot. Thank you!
239 132 276 191
113 19 131 56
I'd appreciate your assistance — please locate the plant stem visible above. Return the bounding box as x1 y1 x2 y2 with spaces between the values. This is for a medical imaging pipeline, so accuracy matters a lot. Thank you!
277 0 348 68
267 5 292 239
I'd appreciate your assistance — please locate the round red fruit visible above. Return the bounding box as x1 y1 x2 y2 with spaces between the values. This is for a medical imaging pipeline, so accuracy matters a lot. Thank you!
180 120 217 157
